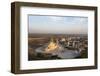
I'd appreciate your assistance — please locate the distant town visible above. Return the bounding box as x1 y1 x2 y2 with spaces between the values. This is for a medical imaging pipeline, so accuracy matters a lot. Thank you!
57 35 88 53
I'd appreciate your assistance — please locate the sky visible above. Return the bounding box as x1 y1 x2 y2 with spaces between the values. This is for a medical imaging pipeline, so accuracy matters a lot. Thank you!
28 15 88 34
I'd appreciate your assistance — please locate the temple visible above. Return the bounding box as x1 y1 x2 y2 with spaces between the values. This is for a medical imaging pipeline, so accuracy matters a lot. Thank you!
45 38 64 53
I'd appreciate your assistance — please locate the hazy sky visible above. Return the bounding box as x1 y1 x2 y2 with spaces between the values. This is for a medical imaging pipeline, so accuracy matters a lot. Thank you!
28 15 88 34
